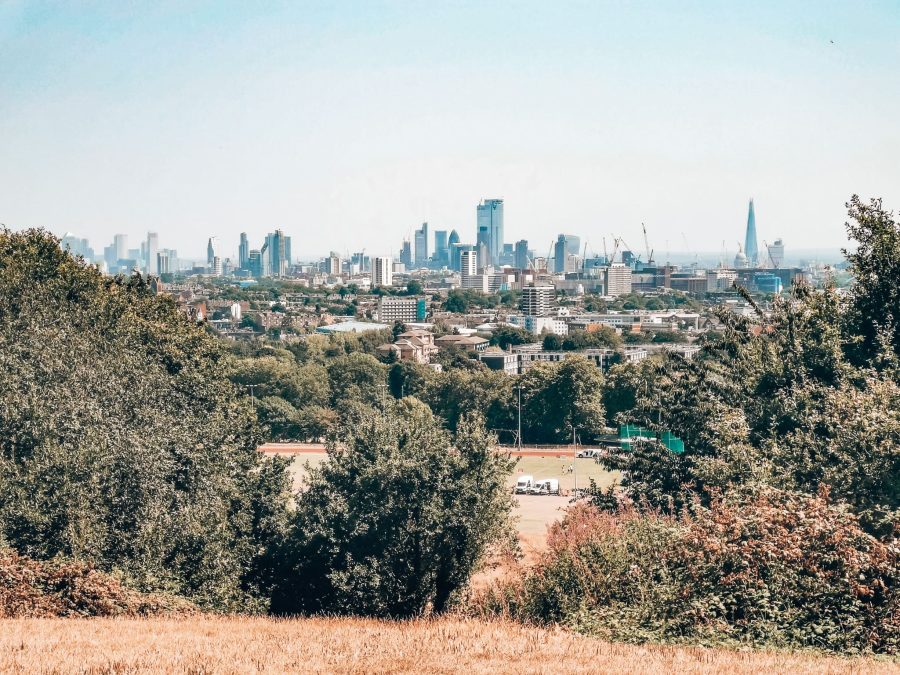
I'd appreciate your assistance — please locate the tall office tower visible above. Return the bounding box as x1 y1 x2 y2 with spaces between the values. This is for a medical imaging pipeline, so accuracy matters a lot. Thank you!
514 239 530 270
476 198 504 266
264 230 287 276
767 238 785 268
460 249 478 278
400 239 412 267
325 252 342 275
554 234 568 273
61 234 94 260
563 235 581 256
414 222 429 266
521 285 554 316
501 242 514 266
351 252 370 272
744 199 759 267
248 249 262 278
373 256 393 287
207 237 218 271
284 236 292 266
157 249 177 275
477 241 490 271
434 230 449 267
113 234 128 261
146 232 159 275
104 245 117 270
212 256 223 276
239 233 249 270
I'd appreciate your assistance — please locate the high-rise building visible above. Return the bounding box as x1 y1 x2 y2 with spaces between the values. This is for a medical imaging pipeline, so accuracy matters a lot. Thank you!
61 234 94 261
744 199 759 267
284 236 292 267
521 285 554 316
239 233 249 270
146 232 159 275
434 230 449 267
451 243 474 272
476 198 504 266
767 238 785 268
212 256 222 276
554 234 568 273
563 235 581 256
460 249 477 278
351 252 371 273
248 250 262 278
113 234 128 261
206 237 218 271
399 239 412 268
157 249 177 275
414 222 429 267
326 252 342 276
514 239 530 270
477 241 490 271
373 256 393 287
607 263 633 296
264 230 287 277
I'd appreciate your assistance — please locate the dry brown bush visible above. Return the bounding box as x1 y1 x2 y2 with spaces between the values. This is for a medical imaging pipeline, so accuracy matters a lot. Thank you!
0 548 195 618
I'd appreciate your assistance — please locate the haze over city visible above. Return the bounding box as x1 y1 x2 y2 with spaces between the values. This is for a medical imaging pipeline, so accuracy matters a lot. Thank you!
2 1 899 259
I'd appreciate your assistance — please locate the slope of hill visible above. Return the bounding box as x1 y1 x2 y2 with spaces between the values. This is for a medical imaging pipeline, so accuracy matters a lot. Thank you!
0 616 895 674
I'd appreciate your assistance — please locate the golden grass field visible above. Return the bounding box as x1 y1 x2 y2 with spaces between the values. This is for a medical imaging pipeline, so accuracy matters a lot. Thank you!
1 616 895 674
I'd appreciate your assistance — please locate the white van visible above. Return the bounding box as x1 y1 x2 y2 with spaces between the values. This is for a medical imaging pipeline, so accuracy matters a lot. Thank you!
514 475 535 494
529 478 560 496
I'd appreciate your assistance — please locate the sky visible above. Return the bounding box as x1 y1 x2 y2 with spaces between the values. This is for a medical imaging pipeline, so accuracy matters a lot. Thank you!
1 1 899 261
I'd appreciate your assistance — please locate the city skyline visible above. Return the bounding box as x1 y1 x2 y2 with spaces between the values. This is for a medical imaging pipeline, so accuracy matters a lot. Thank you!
3 3 899 255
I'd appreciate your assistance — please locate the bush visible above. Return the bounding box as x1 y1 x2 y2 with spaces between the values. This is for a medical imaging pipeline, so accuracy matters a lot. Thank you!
271 404 515 617
478 489 898 654
0 548 194 618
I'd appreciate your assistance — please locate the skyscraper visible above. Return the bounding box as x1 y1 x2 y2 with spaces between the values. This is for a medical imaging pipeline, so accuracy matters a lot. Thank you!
146 232 159 275
113 234 128 261
563 235 581 256
476 198 504 266
414 222 429 267
521 285 553 316
554 234 568 273
264 230 287 276
515 239 530 270
460 249 477 278
239 233 249 270
434 230 449 267
744 199 759 267
207 237 218 271
399 239 412 268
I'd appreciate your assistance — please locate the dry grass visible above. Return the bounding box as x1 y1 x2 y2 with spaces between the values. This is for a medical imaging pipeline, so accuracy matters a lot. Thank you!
0 616 895 674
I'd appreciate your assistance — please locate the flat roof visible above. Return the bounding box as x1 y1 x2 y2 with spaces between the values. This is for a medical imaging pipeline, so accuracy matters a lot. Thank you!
316 321 389 334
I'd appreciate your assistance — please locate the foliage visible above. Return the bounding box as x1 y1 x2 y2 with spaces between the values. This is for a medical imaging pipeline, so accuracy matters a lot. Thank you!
0 548 195 618
0 229 291 611
271 406 515 617
480 490 898 654
489 325 533 350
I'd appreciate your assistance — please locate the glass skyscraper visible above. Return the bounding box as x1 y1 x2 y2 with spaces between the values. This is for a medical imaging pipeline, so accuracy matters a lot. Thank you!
476 198 504 266
744 199 759 267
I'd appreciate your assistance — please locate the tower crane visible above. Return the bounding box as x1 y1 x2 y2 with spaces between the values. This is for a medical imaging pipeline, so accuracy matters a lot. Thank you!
642 223 654 264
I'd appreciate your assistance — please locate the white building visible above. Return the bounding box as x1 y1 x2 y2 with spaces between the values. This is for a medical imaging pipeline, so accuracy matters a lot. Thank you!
521 285 554 316
378 296 425 323
373 256 393 287
606 263 632 297
507 314 569 336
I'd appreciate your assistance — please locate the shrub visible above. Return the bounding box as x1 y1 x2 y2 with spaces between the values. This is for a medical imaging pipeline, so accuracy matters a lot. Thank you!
478 489 898 654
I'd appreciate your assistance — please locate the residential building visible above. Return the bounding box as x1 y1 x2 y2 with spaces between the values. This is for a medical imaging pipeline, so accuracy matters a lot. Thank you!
325 252 342 276
607 263 633 296
507 314 568 336
373 256 393 287
460 249 478 280
113 234 128 261
521 285 554 316
434 334 489 353
378 296 427 323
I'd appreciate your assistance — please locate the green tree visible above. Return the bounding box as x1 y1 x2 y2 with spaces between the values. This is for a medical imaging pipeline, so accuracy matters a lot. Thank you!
445 289 468 313
271 405 515 617
406 279 424 296
490 325 533 350
0 229 291 610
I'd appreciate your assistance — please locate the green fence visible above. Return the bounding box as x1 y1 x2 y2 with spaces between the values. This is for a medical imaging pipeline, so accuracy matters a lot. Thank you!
619 425 685 454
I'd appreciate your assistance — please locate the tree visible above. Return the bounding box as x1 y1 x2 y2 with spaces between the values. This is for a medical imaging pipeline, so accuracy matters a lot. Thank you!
326 352 387 406
406 279 424 296
392 320 407 340
490 326 533 350
542 333 563 350
520 358 607 443
445 289 468 313
0 229 291 610
843 195 900 369
270 406 515 617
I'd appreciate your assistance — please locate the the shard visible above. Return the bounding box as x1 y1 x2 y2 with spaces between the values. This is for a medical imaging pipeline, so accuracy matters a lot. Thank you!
744 199 759 267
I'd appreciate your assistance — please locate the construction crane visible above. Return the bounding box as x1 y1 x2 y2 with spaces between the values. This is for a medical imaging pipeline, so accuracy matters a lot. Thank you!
642 223 654 264
602 237 608 262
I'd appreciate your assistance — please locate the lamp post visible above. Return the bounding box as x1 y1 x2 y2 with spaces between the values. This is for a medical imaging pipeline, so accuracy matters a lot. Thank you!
514 384 524 451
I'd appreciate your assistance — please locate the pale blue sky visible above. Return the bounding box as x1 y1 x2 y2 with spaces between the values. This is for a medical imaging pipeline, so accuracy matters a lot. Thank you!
2 1 898 260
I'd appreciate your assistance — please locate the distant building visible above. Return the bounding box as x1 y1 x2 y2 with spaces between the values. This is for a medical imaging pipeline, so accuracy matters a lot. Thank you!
521 285 554 316
767 238 785 268
459 249 479 289
206 237 218 271
316 321 390 334
373 256 393 287
744 199 759 266
114 234 128 261
399 239 413 268
434 230 449 267
326 252 342 276
378 296 427 323
239 233 249 270
414 222 429 267
606 263 633 296
514 239 530 270
476 198 504 266
451 243 475 273
554 235 568 273
146 232 159 275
